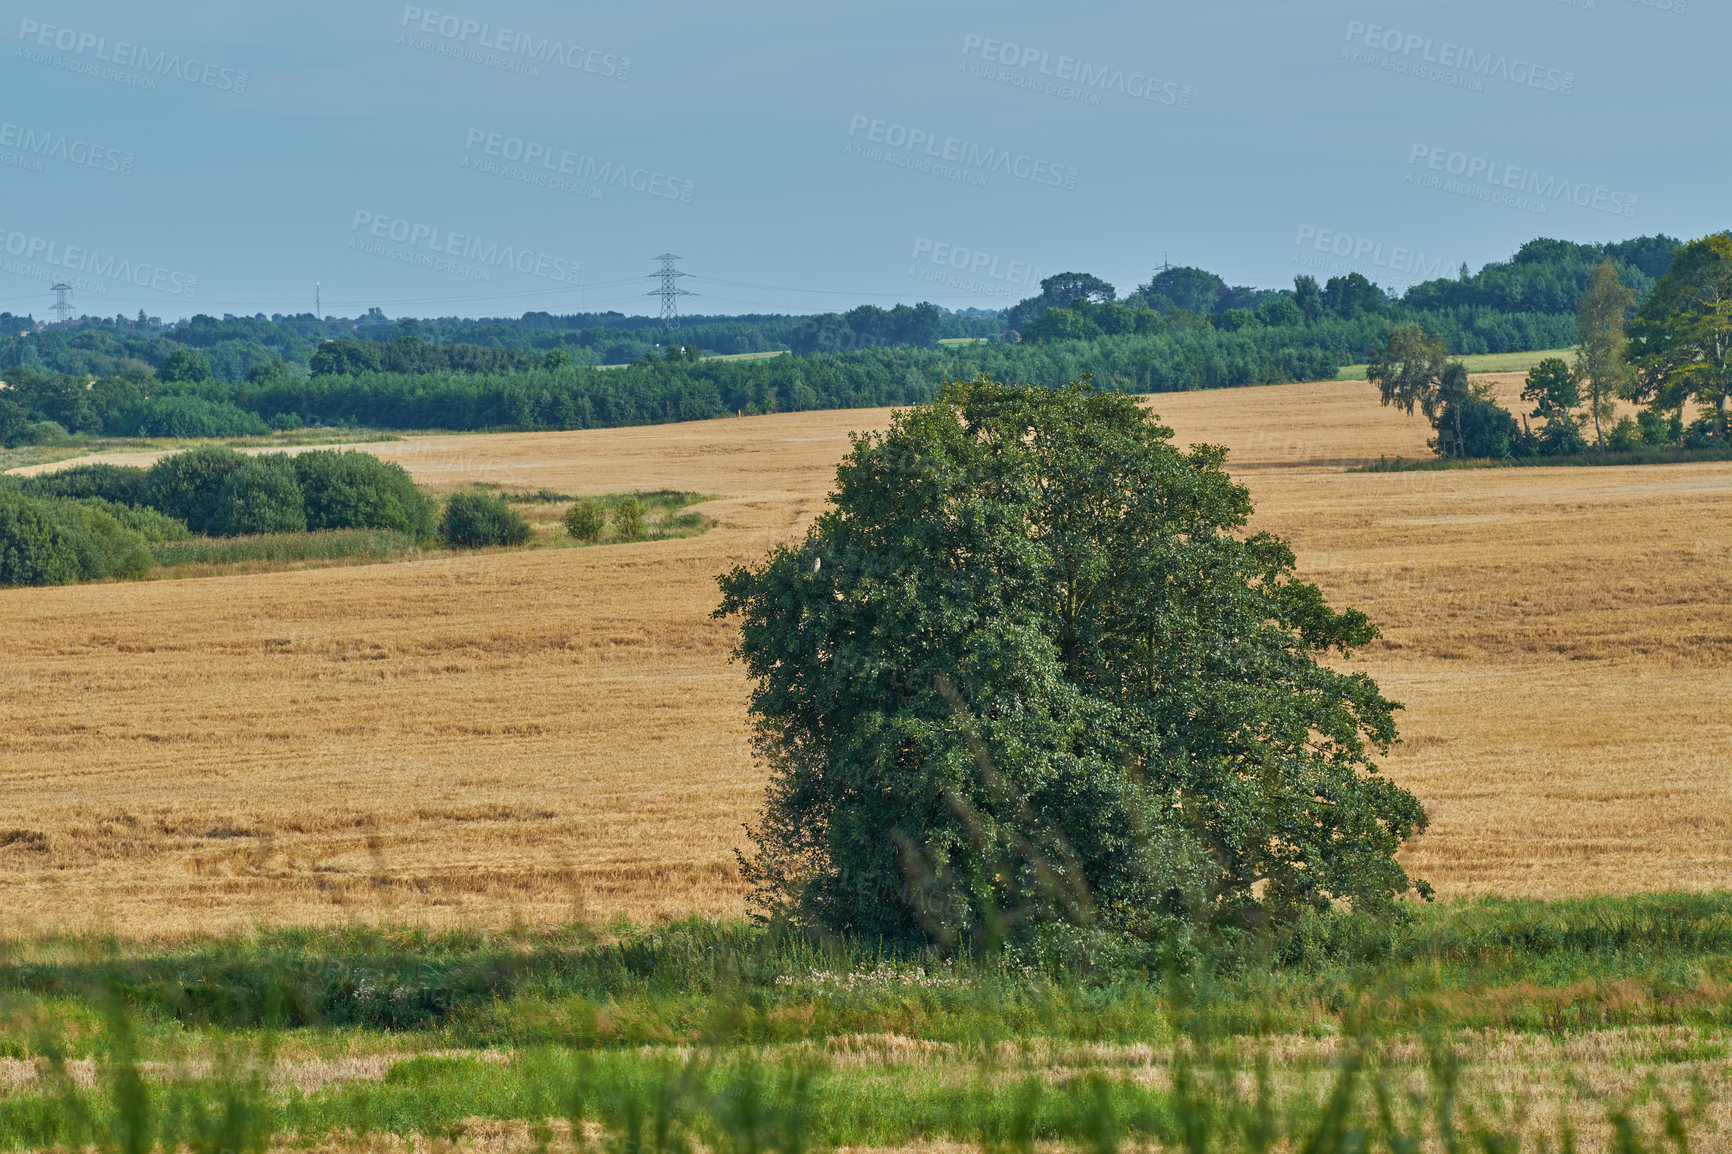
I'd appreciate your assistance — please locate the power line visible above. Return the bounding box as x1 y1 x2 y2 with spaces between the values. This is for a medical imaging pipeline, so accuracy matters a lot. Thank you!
646 253 695 328
50 283 74 325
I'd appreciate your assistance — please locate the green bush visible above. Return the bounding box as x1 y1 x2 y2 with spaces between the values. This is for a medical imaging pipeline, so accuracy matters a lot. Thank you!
0 491 78 587
75 498 191 542
13 420 73 446
290 450 434 539
439 491 531 548
612 496 645 541
125 395 270 438
212 457 307 536
44 500 153 581
1606 415 1643 452
563 499 606 542
1637 408 1679 446
21 463 149 505
141 446 250 534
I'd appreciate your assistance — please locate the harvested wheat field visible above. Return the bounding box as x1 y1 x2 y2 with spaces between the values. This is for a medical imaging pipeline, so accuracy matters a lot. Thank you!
3 374 1730 936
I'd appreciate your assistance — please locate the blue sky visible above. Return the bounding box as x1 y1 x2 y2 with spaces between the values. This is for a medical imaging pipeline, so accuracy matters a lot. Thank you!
0 0 1722 321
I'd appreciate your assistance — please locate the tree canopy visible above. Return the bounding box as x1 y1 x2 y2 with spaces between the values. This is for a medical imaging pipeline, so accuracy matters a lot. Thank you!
716 377 1429 955
1628 232 1732 441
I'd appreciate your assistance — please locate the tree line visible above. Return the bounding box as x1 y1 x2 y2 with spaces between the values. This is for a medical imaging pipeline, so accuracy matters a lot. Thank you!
0 232 1686 440
1369 232 1732 460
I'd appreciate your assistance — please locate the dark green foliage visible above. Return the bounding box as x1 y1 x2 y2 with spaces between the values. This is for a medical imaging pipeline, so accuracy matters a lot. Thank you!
1320 272 1388 319
0 397 34 447
1446 385 1522 460
717 378 1426 951
121 395 271 438
1637 407 1679 446
789 303 942 354
140 446 251 534
1606 416 1642 452
20 463 148 506
212 458 307 536
1629 232 1732 441
43 500 154 581
290 450 434 539
1138 266 1229 314
0 490 78 587
155 347 214 383
1405 235 1681 315
1023 307 1103 342
439 491 531 548
564 500 606 542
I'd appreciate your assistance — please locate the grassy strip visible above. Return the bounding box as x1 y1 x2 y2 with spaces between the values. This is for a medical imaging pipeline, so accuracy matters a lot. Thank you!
1334 348 1574 381
147 529 422 572
3 894 1731 1048
2 896 1727 1151
1355 445 1732 471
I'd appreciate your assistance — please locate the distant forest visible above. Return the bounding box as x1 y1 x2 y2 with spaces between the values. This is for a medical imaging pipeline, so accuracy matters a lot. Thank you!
0 234 1683 440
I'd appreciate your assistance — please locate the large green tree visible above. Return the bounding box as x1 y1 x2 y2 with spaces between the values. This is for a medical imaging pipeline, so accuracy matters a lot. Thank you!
1575 259 1636 450
1628 232 1732 442
1367 324 1472 457
716 378 1428 951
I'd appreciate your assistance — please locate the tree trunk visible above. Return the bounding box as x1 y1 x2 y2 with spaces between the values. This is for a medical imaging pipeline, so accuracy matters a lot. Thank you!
1593 383 1605 450
1454 405 1465 458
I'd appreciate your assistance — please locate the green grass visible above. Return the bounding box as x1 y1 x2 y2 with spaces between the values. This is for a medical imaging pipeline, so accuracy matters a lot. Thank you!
0 894 1726 1151
146 529 424 574
1334 348 1575 381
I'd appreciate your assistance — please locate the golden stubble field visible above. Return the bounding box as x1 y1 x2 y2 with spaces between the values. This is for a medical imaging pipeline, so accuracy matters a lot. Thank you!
3 374 1730 936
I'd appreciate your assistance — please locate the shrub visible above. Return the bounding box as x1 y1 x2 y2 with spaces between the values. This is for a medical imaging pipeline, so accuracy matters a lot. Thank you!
0 491 78 587
13 420 73 446
212 457 307 536
439 491 531 548
44 500 153 581
1456 395 1520 459
88 500 191 542
1530 413 1589 456
142 446 250 534
128 395 270 438
1637 408 1677 446
1605 416 1642 452
21 463 149 505
612 496 645 541
291 450 435 539
564 500 606 542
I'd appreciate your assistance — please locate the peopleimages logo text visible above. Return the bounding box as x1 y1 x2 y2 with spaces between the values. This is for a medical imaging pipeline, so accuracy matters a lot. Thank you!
463 130 693 203
846 115 1078 189
1407 144 1637 219
1293 226 1447 283
350 211 581 284
0 121 133 174
399 7 629 79
0 228 198 297
960 34 1191 107
1343 21 1574 95
16 19 248 92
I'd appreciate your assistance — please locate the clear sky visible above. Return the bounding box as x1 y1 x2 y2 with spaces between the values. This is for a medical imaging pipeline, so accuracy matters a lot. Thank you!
0 0 1722 322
